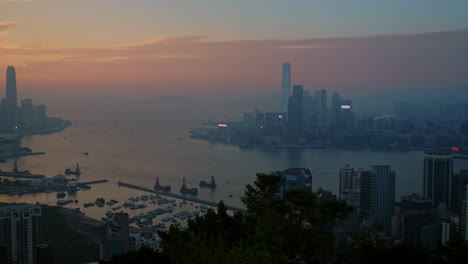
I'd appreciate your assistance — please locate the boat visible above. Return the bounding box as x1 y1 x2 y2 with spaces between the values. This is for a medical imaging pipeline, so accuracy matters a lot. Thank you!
95 198 105 207
180 178 198 195
106 199 118 206
154 177 171 192
123 201 133 207
65 163 81 176
199 176 217 189
56 192 66 199
57 199 73 206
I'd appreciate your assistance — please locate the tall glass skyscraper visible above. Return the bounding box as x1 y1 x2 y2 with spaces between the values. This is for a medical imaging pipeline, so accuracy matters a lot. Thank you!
281 63 291 113
5 66 18 129
287 85 303 143
314 90 327 126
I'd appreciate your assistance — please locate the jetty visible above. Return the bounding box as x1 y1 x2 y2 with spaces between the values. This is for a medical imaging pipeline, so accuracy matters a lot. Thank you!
117 181 244 212
0 172 44 179
78 180 108 186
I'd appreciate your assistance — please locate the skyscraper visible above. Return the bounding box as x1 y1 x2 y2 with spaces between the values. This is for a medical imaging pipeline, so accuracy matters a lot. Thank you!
5 66 18 129
314 89 327 126
339 164 355 200
0 204 42 264
463 184 468 240
331 92 353 131
451 169 468 215
287 85 303 143
360 165 396 234
281 63 291 113
339 166 362 209
423 153 453 208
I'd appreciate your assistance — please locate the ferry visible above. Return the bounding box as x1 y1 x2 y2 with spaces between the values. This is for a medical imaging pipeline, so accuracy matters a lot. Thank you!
154 177 171 192
65 163 81 176
180 178 198 195
199 176 217 189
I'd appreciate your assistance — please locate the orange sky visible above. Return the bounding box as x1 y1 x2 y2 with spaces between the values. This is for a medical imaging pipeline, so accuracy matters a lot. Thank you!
1 1 468 99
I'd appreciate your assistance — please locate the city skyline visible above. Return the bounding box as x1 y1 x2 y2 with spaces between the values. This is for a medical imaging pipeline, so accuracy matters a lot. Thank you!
1 1 468 263
0 1 467 97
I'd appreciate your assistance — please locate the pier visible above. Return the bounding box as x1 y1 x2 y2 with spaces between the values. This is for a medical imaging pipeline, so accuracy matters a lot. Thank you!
0 172 44 179
117 181 244 212
78 180 108 186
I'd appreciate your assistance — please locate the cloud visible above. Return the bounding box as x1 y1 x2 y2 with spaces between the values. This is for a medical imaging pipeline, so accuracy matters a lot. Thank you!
0 0 32 3
1 28 467 96
0 21 16 35
281 44 322 49
115 35 221 49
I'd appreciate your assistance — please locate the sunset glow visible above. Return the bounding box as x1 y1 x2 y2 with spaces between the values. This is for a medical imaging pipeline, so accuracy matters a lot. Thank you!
0 0 467 98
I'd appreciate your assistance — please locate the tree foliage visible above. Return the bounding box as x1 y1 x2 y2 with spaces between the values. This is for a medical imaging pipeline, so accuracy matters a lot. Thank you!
106 172 468 264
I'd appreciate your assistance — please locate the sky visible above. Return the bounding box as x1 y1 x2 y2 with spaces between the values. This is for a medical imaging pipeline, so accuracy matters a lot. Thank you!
1 0 468 99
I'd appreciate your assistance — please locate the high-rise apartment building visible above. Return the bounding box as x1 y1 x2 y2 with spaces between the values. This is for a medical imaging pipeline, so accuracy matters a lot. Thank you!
339 165 362 209
464 185 468 240
0 204 42 264
360 165 395 234
423 153 453 208
339 164 355 199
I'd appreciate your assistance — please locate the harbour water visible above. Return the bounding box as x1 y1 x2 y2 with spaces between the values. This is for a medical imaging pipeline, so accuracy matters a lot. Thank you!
1 100 467 220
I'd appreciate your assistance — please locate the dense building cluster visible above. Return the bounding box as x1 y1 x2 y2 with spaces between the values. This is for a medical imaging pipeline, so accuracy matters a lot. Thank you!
277 152 468 248
0 204 45 264
192 63 468 150
1 66 48 133
332 153 468 248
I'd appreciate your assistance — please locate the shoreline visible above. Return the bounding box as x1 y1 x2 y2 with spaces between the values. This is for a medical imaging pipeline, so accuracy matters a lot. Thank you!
191 137 463 154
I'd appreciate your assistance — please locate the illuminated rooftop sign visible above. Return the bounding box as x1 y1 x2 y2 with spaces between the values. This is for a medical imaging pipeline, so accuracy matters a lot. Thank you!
341 105 351 109
218 124 227 127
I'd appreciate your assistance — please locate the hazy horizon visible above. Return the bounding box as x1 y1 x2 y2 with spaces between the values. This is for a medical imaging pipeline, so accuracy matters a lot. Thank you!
1 1 468 99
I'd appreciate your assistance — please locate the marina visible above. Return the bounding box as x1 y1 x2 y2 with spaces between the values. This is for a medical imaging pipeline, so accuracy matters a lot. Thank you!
118 181 244 212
